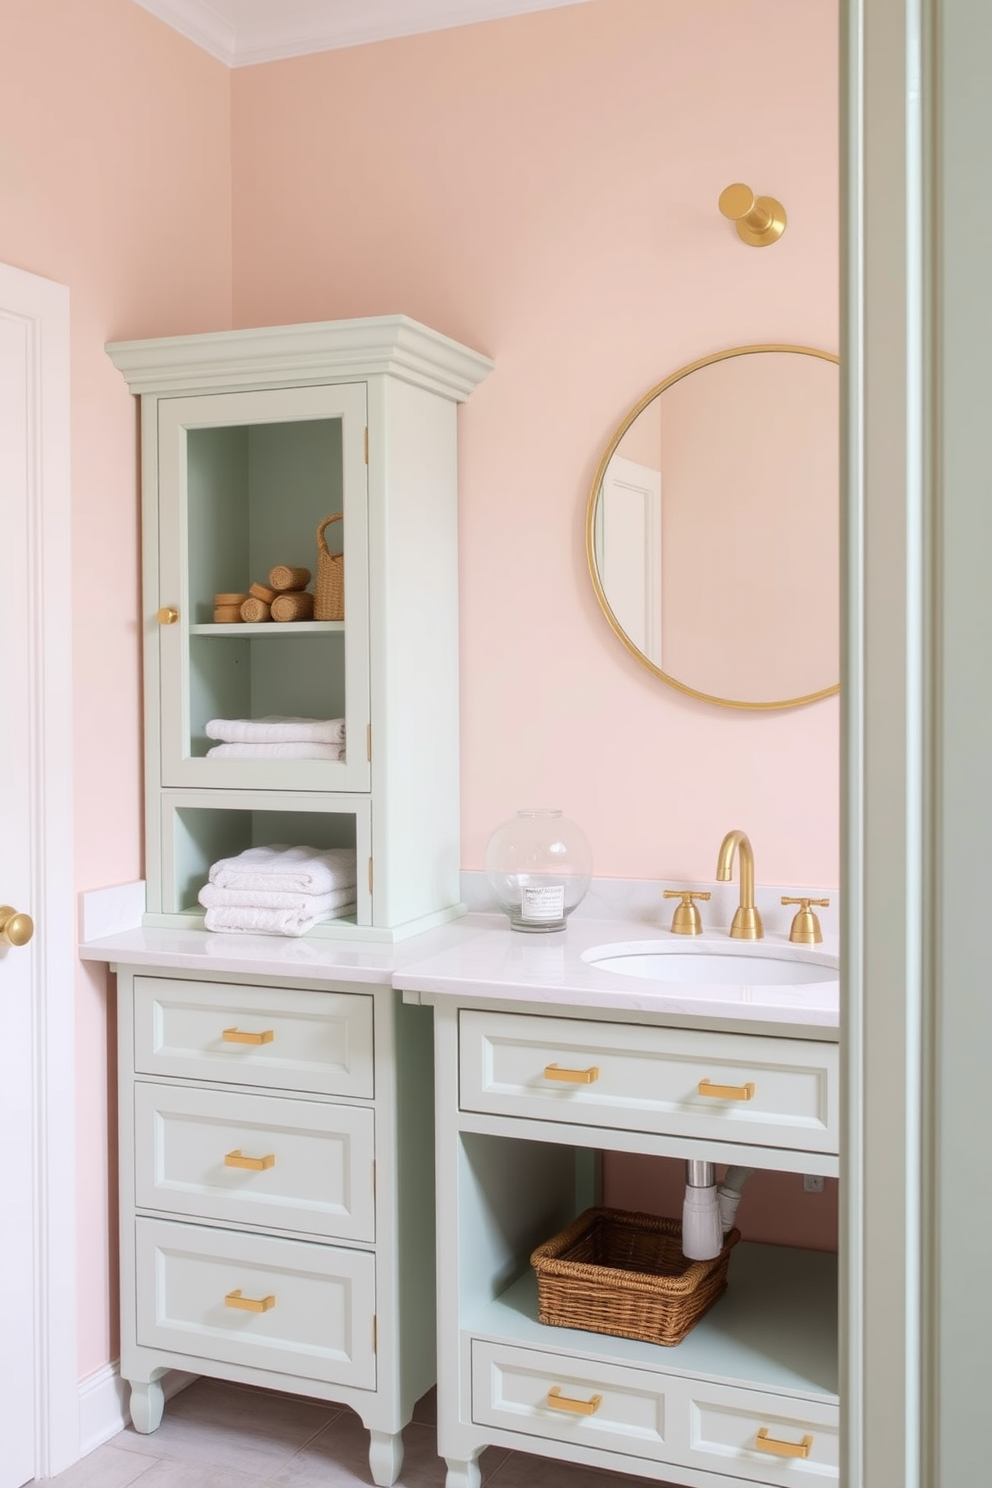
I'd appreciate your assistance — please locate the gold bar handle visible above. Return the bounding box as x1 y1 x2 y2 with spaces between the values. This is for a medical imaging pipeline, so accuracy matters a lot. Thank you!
546 1386 603 1416
224 1149 275 1171
544 1062 600 1085
224 1289 275 1313
698 1078 756 1101
755 1428 813 1459
222 1027 275 1046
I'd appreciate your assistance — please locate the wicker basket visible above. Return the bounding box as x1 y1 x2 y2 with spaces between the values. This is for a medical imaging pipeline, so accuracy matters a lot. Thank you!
315 514 344 621
530 1208 740 1348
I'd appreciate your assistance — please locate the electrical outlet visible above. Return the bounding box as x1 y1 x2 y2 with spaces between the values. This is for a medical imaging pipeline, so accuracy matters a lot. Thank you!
803 1174 825 1194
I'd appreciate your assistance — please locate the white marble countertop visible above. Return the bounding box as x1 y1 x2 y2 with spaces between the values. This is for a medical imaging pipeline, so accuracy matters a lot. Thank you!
80 911 839 1037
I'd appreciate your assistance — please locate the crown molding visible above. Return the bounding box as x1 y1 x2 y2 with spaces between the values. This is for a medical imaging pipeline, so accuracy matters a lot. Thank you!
132 0 597 67
106 314 495 401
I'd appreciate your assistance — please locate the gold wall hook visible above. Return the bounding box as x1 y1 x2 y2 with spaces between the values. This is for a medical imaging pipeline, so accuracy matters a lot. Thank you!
718 182 787 246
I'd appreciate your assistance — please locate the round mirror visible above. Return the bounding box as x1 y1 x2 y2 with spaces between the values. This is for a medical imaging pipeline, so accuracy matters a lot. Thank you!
586 344 839 709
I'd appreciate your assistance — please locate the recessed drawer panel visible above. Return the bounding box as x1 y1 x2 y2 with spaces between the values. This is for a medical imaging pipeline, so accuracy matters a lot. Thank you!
133 1082 375 1241
134 1217 376 1388
459 1010 837 1154
686 1380 839 1481
471 1340 669 1461
133 977 374 1097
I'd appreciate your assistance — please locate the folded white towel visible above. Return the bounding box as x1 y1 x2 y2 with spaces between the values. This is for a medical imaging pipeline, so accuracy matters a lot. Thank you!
206 742 345 760
209 844 357 895
203 900 355 937
198 882 356 913
205 717 346 745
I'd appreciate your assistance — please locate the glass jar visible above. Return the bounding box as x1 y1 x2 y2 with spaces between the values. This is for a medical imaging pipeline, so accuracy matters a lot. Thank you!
484 809 592 932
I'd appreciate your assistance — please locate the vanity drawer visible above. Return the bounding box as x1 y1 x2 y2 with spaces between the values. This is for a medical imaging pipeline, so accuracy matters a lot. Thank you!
134 1217 376 1388
133 977 374 1098
459 1010 838 1155
133 1082 375 1241
685 1380 839 1481
471 1340 669 1461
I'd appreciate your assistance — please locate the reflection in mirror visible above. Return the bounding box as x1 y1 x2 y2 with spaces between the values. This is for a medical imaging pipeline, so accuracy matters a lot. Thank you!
587 346 839 709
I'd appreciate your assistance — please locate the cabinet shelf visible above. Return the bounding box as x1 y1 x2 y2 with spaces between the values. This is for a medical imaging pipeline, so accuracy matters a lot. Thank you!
467 1243 838 1403
189 622 345 637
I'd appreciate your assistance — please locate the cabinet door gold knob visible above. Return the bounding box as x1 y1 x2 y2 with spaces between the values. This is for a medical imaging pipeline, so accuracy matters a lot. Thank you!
156 607 179 625
224 1149 276 1171
543 1062 600 1084
0 906 34 948
755 1428 813 1459
698 1078 756 1101
546 1387 603 1416
224 1289 275 1313
222 1027 275 1046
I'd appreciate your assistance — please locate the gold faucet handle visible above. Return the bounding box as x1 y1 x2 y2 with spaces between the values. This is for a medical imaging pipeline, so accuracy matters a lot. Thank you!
781 896 830 945
663 889 711 936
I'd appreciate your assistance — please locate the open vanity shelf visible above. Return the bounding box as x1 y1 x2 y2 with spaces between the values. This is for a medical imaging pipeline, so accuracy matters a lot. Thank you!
418 991 841 1488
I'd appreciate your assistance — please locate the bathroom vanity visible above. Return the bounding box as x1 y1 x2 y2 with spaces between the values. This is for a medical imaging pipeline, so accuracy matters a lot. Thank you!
82 910 839 1488
397 917 840 1488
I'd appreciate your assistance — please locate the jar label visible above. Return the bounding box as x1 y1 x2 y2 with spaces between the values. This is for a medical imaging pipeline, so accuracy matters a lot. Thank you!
520 885 565 922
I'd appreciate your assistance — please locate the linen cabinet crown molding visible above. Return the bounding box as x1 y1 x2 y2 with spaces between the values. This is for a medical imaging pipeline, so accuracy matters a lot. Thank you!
105 314 495 401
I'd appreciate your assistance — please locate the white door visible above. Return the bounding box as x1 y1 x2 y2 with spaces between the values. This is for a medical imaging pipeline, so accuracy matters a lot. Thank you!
0 261 77 1483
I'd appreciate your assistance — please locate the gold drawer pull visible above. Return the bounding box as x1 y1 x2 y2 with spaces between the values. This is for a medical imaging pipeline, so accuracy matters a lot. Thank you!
224 1289 275 1313
544 1062 600 1084
222 1027 275 1046
224 1149 275 1171
755 1427 813 1459
698 1078 755 1101
546 1386 603 1416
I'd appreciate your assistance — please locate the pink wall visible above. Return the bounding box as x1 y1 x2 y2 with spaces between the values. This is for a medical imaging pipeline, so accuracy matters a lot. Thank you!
0 0 232 1378
3 0 839 1382
231 0 840 891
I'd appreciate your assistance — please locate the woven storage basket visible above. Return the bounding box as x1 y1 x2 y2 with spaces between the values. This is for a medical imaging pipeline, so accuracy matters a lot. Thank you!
271 591 314 622
268 565 311 593
315 514 344 621
531 1207 740 1347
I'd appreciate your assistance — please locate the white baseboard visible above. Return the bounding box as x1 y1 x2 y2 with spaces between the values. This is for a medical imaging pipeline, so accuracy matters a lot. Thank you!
78 1361 197 1458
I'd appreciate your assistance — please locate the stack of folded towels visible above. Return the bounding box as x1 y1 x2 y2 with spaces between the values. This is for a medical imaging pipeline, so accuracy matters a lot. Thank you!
205 717 346 760
199 844 357 936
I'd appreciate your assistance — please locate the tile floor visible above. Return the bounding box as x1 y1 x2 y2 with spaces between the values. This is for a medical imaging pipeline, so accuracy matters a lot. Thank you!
34 1379 676 1488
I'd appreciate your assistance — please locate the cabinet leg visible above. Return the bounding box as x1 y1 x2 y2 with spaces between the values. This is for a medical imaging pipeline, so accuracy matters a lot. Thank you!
444 1457 482 1488
368 1429 404 1487
128 1378 165 1434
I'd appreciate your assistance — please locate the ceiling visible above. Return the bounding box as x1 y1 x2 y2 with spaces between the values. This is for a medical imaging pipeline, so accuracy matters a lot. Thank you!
132 0 598 67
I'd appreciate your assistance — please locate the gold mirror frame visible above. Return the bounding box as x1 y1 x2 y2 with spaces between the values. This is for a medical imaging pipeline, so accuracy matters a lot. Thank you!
585 343 841 711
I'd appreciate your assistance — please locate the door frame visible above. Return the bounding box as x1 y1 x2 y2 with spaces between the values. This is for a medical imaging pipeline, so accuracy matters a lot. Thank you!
0 260 78 1479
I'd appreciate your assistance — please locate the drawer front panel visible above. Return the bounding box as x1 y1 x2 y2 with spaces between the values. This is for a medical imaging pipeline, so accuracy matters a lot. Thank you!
133 1083 375 1241
459 1010 837 1154
687 1382 839 1481
472 1340 668 1461
133 977 374 1097
135 1217 376 1388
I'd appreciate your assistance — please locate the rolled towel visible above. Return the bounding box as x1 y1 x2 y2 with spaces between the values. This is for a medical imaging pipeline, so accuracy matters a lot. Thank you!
198 882 357 913
206 742 345 760
205 717 346 745
203 900 355 937
209 844 357 896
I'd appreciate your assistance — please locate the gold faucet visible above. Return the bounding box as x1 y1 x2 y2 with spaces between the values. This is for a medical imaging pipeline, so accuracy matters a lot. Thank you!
716 830 764 940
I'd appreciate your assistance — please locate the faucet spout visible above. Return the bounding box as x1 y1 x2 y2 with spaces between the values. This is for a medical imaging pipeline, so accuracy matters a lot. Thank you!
716 829 764 940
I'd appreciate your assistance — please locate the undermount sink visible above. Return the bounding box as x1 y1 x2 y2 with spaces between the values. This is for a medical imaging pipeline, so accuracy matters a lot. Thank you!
583 942 838 986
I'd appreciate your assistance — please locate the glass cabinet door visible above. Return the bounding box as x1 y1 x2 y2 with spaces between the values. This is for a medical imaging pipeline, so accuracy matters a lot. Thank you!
155 383 370 794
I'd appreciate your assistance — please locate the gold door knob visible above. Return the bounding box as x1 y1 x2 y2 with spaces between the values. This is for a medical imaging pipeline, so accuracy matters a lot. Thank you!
156 607 179 625
0 906 34 947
